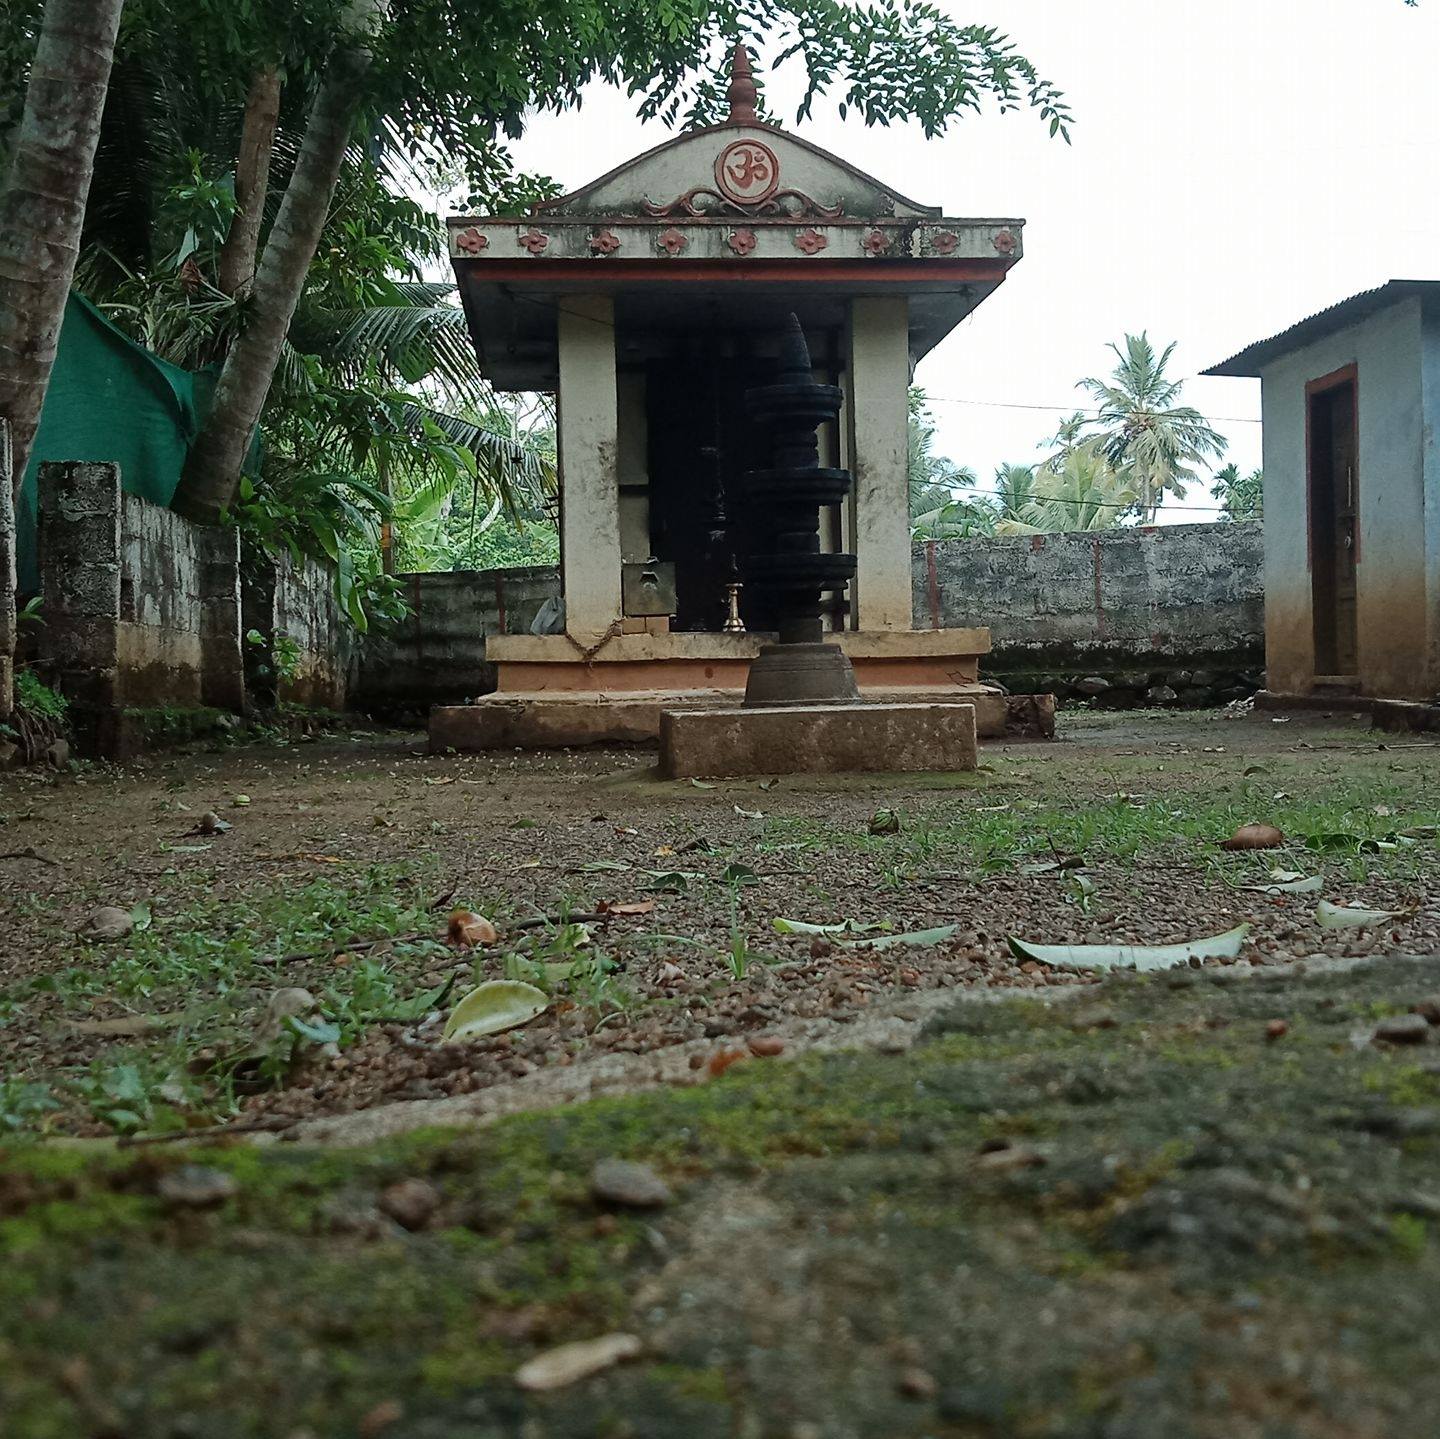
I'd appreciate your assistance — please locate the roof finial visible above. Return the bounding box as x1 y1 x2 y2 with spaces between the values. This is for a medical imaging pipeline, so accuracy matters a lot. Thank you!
725 42 758 125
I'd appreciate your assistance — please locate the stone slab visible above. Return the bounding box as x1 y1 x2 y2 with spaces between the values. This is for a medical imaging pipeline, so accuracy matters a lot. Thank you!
658 702 978 779
428 685 1021 752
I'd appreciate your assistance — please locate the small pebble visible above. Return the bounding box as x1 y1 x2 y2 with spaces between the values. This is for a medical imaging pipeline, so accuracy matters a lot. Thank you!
1374 1014 1432 1047
591 1158 672 1209
157 1165 238 1209
378 1178 441 1231
1265 1019 1289 1041
897 1366 938 1401
747 1036 785 1057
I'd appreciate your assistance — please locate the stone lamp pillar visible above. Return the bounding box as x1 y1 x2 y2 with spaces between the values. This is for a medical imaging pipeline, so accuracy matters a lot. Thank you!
739 315 860 707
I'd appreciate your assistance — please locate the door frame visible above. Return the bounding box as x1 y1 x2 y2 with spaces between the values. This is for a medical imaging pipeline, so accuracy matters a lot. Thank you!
1304 362 1360 680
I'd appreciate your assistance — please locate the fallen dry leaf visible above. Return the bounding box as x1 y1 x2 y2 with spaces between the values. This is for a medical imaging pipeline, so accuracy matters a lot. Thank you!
446 909 498 947
597 899 657 917
1220 822 1285 851
514 1334 643 1392
707 1048 748 1078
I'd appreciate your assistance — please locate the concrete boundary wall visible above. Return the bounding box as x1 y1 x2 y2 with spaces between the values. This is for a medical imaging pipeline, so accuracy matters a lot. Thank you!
36 461 350 753
355 523 1265 712
914 523 1264 703
0 422 14 720
354 567 560 715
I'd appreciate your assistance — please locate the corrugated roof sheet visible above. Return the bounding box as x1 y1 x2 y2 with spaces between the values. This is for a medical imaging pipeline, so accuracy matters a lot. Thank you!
1203 279 1440 378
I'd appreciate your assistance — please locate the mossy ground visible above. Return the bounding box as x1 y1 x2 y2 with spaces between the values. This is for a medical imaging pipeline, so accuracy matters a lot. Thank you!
5 953 1440 1438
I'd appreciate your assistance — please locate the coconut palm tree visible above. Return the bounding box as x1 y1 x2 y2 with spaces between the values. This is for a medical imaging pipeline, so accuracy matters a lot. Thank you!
995 443 1136 535
174 0 388 523
1211 462 1263 521
1077 333 1226 521
0 0 127 489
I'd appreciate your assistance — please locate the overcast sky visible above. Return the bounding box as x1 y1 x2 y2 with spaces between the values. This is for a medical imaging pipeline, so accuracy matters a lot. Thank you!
491 0 1440 522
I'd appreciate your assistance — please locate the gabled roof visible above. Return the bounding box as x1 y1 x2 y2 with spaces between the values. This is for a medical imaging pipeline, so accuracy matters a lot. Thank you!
530 43 938 222
1204 280 1440 377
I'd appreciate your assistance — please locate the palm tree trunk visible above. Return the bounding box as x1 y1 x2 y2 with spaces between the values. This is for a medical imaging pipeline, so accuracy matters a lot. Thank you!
0 0 127 492
216 66 283 299
173 4 386 524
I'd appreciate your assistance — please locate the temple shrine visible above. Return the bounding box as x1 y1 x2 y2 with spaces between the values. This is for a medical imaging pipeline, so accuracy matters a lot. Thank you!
432 46 1030 758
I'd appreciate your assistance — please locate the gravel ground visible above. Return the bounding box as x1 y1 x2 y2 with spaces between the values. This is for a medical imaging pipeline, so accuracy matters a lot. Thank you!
2 706 1437 1138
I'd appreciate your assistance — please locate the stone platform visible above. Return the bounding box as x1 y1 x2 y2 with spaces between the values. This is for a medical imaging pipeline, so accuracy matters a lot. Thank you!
428 684 1055 751
658 701 978 779
484 628 990 693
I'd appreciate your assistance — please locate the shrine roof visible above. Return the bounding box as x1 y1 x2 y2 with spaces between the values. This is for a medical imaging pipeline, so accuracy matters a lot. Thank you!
446 46 1026 389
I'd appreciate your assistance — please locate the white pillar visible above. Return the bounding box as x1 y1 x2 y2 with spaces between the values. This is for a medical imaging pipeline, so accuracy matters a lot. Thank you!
557 296 621 637
846 297 912 631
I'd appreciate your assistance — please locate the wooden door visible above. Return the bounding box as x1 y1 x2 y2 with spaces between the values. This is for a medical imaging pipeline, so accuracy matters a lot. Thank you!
1307 370 1359 679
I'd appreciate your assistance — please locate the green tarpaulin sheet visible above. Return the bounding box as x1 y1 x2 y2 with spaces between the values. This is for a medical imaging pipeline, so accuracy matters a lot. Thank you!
15 293 216 591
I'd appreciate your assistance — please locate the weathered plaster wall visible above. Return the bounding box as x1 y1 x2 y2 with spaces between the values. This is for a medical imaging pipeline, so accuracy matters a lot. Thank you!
1421 303 1440 697
274 552 352 710
557 297 621 637
1258 296 1435 699
240 544 353 711
914 523 1265 697
847 297 912 631
0 421 14 720
354 567 560 716
36 462 350 753
38 461 245 751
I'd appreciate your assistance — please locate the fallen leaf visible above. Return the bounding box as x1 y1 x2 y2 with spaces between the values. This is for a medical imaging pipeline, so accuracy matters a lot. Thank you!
652 845 675 858
772 917 882 937
446 910 499 948
514 1334 642 1392
757 778 779 791
1021 857 1086 876
1006 925 1250 972
1315 900 1411 930
689 779 715 790
719 862 759 887
707 1048 748 1078
733 805 763 820
1241 874 1324 895
838 925 960 951
642 869 704 893
1221 823 1285 851
597 899 656 917
868 808 901 836
442 980 549 1043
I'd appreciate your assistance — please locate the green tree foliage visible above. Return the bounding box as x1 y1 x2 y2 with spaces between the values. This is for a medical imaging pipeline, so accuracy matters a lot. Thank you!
908 388 993 538
3 2 1072 612
1211 462 1263 522
993 442 1137 535
1076 333 1227 520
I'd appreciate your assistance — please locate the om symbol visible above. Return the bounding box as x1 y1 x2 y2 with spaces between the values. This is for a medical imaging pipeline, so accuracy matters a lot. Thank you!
714 139 780 205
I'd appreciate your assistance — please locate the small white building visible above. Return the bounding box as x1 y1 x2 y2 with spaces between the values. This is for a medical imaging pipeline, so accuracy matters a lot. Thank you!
1206 280 1440 705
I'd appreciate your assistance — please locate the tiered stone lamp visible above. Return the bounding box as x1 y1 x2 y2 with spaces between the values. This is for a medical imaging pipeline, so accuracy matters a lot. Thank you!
429 45 1044 765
